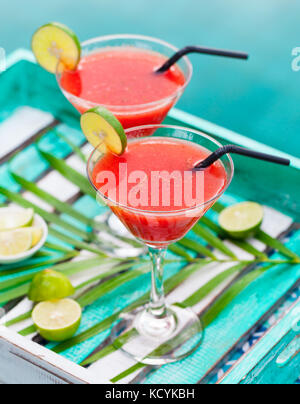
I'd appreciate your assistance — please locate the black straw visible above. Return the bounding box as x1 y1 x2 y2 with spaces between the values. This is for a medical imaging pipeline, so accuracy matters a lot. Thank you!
156 46 249 73
194 145 290 170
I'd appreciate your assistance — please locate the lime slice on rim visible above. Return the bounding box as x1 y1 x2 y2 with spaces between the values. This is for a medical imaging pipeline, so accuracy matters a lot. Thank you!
219 202 264 240
0 228 33 256
31 22 81 74
0 208 34 232
32 299 82 342
81 107 127 155
28 269 75 302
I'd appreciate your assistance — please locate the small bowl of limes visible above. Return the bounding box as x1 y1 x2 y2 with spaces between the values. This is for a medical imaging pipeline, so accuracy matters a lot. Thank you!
0 207 48 264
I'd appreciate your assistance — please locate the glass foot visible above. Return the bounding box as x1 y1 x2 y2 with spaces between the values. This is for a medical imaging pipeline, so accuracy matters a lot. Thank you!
110 305 203 365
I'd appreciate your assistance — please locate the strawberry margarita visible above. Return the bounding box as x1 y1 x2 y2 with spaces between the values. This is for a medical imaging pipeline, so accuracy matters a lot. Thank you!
87 125 233 365
91 136 227 246
58 35 191 129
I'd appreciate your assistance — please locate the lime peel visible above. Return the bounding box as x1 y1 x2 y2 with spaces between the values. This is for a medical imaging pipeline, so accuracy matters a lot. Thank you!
28 269 75 302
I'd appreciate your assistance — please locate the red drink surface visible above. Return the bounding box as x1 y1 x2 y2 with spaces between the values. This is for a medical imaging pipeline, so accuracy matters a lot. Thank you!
92 137 227 246
61 48 186 128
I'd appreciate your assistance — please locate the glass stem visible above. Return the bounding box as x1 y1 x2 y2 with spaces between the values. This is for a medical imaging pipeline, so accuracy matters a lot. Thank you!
148 247 168 318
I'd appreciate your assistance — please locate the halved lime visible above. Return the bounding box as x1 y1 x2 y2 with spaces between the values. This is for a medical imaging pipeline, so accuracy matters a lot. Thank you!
81 107 127 155
0 228 33 256
0 208 34 232
32 299 82 342
219 202 264 240
30 227 43 247
31 22 81 74
28 269 75 302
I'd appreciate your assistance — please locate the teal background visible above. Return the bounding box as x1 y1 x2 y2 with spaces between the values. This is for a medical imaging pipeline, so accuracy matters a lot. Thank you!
0 0 299 156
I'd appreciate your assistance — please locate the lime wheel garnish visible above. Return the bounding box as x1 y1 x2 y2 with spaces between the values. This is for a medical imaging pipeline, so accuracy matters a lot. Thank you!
81 107 127 155
31 22 81 73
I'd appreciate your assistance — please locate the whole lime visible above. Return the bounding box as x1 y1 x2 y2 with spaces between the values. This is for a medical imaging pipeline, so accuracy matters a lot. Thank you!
28 269 75 302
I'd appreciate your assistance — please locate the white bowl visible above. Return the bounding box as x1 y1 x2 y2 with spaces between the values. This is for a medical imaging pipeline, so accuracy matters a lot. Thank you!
0 213 48 265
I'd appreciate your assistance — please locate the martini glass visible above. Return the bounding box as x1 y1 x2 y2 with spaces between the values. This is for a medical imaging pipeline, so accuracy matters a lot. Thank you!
57 35 193 243
87 125 234 365
56 34 192 129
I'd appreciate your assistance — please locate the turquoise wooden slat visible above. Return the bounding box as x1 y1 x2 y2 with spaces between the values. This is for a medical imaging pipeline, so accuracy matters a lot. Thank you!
46 260 186 364
9 145 49 182
219 300 300 384
165 114 300 221
0 52 299 384
144 232 300 384
2 51 299 221
168 109 300 170
3 0 300 156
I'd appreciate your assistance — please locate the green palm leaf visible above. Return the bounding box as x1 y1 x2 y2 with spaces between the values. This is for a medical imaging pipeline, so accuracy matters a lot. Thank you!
48 228 106 256
5 311 32 327
38 149 96 199
210 202 298 261
0 256 109 304
178 238 217 259
180 263 245 307
168 244 193 260
81 329 138 366
52 262 208 354
230 239 268 260
11 173 98 229
111 263 275 383
76 265 150 308
19 325 36 336
256 230 299 261
192 223 237 259
202 264 273 327
55 131 87 163
200 216 268 259
0 283 29 305
52 313 121 354
211 202 224 213
44 242 75 254
11 262 204 332
82 262 243 368
0 187 93 241
0 254 76 287
7 261 135 329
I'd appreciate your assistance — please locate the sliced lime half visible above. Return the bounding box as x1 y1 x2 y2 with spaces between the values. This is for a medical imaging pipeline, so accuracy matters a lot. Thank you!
0 208 34 232
32 299 82 342
0 228 33 256
31 22 81 73
28 269 75 302
30 227 44 247
81 107 127 155
219 202 264 240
